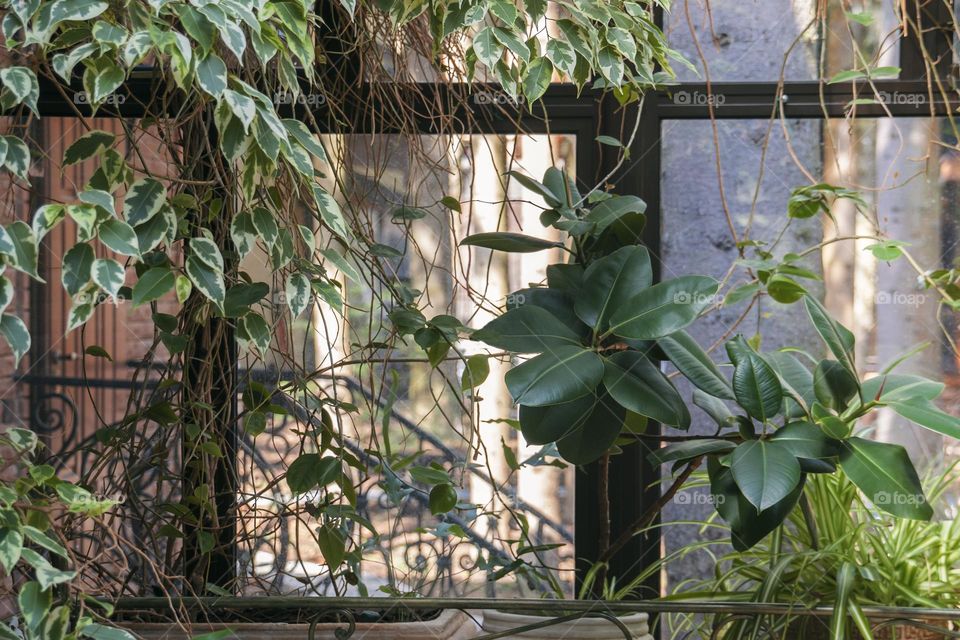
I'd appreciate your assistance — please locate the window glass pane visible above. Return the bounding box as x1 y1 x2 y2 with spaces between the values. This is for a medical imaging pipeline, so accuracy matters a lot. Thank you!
659 115 960 611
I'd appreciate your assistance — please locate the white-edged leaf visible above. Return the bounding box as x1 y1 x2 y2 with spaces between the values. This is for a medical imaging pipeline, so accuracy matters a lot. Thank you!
123 177 166 226
91 258 124 299
185 255 225 309
98 218 140 257
0 314 29 366
285 272 311 317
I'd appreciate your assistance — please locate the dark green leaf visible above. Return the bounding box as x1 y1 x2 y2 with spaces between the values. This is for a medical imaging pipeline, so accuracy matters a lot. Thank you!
556 391 625 464
460 232 561 253
730 439 801 511
472 304 581 352
505 345 603 406
838 437 931 519
429 483 459 515
606 275 719 340
602 351 690 427
648 439 735 466
732 352 783 422
574 245 651 331
658 330 734 400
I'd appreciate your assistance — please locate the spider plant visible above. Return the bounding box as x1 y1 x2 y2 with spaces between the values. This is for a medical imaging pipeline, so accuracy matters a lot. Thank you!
665 462 960 639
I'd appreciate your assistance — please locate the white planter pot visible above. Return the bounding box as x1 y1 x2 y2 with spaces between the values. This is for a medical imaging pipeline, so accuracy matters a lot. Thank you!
481 609 652 640
125 609 479 639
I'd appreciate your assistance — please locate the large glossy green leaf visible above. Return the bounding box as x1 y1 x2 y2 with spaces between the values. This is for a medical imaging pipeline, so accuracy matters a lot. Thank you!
838 437 932 520
518 394 596 444
765 350 815 418
730 439 801 511
556 391 625 464
584 195 646 234
709 456 805 551
574 245 651 331
606 275 719 340
860 374 943 403
658 330 734 400
460 232 562 253
813 359 859 411
648 439 735 466
888 398 960 439
505 345 603 406
602 351 690 427
472 304 581 353
506 287 586 335
770 421 836 460
804 295 856 374
732 352 783 422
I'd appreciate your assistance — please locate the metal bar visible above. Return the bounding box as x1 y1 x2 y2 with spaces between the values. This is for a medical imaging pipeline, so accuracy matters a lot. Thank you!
25 78 959 123
110 597 960 620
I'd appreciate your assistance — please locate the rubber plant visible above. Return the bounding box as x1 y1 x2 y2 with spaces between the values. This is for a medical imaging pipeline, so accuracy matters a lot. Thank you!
463 166 960 558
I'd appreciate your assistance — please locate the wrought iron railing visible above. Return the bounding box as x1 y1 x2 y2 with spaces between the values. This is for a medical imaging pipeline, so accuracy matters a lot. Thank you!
108 597 960 639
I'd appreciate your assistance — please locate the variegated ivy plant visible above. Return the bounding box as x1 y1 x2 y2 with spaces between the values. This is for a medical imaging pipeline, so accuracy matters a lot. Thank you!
463 167 960 553
0 0 677 363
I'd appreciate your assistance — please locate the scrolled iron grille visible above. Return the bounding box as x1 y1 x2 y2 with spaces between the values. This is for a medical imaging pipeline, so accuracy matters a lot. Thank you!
238 378 574 598
20 368 574 597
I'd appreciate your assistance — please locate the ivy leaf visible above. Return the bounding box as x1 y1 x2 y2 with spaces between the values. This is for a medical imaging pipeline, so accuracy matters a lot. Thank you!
241 312 271 354
190 236 224 272
6 221 39 279
282 119 327 162
230 211 257 258
0 314 30 366
313 186 349 239
31 204 65 241
123 177 166 226
20 549 76 590
472 27 503 68
0 276 11 315
222 89 256 132
185 255 225 310
63 130 114 166
196 53 227 97
92 64 124 103
91 258 124 299
0 66 39 114
286 454 340 492
0 528 22 573
132 267 175 307
461 354 490 390
98 218 140 257
62 243 95 296
175 274 192 304
285 272 311 317
2 136 29 179
522 58 553 102
429 483 459 515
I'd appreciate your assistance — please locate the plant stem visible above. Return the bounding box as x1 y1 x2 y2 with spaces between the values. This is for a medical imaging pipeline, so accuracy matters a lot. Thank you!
598 457 703 564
